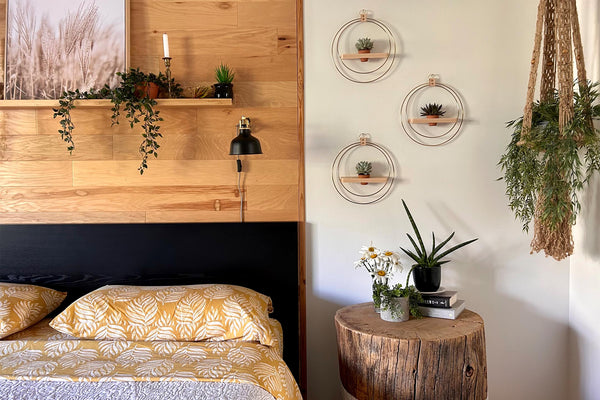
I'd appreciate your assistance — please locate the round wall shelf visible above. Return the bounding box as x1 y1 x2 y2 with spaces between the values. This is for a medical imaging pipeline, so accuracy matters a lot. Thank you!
331 134 396 204
400 75 465 146
331 10 397 84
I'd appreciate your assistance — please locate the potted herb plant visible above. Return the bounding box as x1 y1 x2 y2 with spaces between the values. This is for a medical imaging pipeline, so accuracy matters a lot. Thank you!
400 199 478 292
355 161 372 184
380 283 423 322
354 244 401 313
355 37 374 62
214 63 235 98
419 103 446 126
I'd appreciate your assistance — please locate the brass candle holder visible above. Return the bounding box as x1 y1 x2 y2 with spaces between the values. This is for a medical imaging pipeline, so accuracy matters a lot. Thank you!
162 57 172 98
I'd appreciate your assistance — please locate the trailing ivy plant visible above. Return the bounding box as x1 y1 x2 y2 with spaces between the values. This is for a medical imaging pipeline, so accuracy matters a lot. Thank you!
53 87 111 153
53 68 182 174
498 82 600 246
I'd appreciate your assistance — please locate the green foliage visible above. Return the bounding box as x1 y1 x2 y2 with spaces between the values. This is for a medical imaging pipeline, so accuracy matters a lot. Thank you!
419 103 446 116
53 87 112 153
380 283 423 319
355 37 374 51
372 280 386 309
400 199 478 268
355 161 372 175
111 68 167 174
498 81 600 232
215 63 235 84
53 68 184 174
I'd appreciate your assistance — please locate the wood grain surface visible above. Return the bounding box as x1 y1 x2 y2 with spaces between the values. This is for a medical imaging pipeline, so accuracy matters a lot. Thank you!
0 0 302 225
335 302 487 400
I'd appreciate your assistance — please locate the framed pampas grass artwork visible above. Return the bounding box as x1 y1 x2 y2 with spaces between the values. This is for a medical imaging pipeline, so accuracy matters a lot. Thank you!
4 0 128 99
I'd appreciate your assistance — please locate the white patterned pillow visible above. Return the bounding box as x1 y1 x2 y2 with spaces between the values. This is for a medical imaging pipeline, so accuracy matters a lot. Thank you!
0 282 67 339
50 284 277 346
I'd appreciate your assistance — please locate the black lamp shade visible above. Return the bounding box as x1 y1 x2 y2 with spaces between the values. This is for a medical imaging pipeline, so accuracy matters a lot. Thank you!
230 129 263 155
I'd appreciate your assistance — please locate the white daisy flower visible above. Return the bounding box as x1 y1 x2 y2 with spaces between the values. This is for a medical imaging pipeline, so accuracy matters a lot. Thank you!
359 243 380 258
372 268 391 283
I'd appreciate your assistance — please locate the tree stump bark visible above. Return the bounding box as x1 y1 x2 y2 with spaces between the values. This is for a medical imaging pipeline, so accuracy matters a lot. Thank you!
335 302 487 400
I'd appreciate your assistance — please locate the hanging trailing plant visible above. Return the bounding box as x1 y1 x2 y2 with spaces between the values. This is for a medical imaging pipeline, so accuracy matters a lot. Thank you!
53 68 181 174
499 83 600 259
498 0 598 260
53 87 111 153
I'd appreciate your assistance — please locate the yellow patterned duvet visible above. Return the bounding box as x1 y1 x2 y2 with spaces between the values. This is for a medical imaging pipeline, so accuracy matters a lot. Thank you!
0 319 301 400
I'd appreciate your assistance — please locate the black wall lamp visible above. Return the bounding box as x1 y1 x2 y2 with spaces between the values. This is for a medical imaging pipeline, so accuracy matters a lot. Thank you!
230 116 262 222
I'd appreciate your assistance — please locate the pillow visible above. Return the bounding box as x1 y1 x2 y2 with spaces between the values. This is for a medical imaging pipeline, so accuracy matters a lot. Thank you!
50 284 277 346
0 283 67 339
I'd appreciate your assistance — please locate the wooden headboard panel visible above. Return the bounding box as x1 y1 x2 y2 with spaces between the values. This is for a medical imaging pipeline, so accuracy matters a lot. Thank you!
0 222 301 381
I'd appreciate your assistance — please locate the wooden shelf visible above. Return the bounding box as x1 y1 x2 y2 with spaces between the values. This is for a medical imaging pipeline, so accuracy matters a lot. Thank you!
340 53 389 60
408 117 458 124
0 98 233 109
340 177 388 183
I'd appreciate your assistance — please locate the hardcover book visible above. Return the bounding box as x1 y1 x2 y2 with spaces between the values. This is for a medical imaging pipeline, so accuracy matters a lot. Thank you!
418 290 458 308
419 300 465 320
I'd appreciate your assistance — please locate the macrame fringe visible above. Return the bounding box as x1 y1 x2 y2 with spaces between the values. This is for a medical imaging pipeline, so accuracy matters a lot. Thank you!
530 195 574 261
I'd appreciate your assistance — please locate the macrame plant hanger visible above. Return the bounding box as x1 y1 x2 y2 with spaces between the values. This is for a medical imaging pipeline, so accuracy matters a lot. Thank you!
519 0 590 260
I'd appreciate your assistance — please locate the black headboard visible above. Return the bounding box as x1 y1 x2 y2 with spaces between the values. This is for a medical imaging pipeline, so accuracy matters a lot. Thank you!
0 222 300 380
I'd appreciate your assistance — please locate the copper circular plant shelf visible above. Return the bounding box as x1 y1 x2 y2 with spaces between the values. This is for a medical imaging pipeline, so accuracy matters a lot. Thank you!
400 76 465 146
331 11 397 84
331 134 396 205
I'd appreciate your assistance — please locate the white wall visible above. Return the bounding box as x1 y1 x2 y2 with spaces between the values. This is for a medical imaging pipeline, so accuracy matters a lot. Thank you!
304 1 570 399
569 2 600 399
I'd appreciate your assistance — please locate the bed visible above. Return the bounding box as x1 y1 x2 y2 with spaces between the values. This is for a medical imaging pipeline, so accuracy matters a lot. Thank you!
0 222 303 400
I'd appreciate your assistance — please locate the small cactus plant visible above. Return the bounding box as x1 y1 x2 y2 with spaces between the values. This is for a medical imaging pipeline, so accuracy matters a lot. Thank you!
356 161 372 175
419 103 446 117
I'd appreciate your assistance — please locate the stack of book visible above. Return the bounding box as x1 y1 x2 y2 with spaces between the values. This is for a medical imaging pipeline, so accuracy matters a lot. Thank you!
418 290 465 320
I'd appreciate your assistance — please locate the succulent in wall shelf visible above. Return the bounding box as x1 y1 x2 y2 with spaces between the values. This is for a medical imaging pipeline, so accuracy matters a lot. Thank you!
355 37 374 62
419 103 446 126
355 161 372 184
213 63 235 99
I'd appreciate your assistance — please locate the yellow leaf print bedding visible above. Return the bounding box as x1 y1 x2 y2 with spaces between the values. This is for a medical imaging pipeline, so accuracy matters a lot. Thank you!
0 283 66 339
50 284 277 346
0 319 301 400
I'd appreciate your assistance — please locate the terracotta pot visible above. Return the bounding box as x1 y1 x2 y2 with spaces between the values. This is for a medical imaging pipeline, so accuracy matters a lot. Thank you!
358 173 370 185
426 115 440 126
358 49 371 62
135 82 159 99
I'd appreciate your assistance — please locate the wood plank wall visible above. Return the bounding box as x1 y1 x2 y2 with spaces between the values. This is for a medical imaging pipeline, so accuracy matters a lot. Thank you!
0 0 303 224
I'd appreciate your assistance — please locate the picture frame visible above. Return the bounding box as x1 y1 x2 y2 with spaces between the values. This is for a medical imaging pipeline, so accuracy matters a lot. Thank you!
3 0 129 100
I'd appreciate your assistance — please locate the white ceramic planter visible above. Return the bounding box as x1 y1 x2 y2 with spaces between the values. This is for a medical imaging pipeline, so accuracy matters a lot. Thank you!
380 297 409 322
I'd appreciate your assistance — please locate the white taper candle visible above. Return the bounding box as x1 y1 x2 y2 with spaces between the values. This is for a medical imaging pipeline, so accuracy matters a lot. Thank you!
163 33 170 58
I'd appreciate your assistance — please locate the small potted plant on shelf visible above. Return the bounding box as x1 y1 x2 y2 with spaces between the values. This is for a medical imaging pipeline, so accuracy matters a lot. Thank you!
213 63 235 99
380 283 423 322
400 199 478 293
53 68 182 174
355 37 374 62
355 161 372 184
354 243 401 313
419 103 446 126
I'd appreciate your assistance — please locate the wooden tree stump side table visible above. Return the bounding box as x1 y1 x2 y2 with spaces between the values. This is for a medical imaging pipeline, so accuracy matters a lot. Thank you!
335 302 487 400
